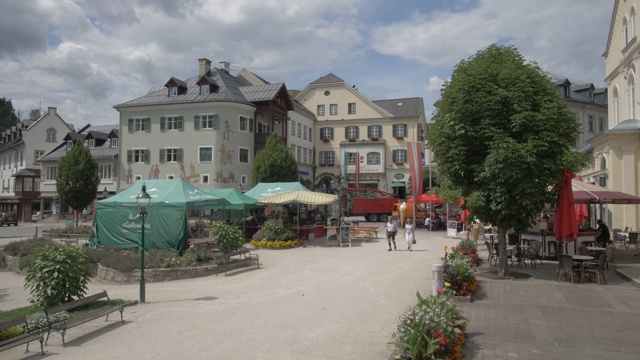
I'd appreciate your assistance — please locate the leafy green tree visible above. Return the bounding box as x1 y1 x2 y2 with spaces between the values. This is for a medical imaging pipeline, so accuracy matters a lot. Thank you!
427 44 581 276
57 141 101 227
252 132 299 185
0 97 19 133
27 108 42 121
24 244 91 309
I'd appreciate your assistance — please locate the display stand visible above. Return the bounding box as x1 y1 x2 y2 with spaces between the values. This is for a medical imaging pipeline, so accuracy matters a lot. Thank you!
447 221 458 238
340 223 351 247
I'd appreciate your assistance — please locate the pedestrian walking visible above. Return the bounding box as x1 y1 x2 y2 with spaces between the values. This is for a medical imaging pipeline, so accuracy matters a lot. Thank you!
82 208 88 221
385 218 397 251
405 218 415 251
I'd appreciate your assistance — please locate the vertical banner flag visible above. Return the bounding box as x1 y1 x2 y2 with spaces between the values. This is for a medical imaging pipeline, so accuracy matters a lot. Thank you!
407 142 423 209
354 152 360 188
342 150 349 185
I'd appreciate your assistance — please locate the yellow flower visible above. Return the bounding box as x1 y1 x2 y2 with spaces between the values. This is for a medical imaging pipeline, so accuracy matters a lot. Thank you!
444 282 451 287
444 246 449 252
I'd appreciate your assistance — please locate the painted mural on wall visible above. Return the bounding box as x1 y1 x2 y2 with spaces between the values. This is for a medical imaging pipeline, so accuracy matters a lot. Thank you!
223 120 233 141
214 170 236 184
126 164 133 184
148 164 160 179
219 144 233 166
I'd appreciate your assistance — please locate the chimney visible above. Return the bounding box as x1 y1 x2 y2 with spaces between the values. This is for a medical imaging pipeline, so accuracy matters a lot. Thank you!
198 58 212 76
219 61 230 73
48 107 57 116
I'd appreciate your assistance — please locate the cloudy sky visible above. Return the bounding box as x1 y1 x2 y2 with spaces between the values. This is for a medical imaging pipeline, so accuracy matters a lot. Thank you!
0 0 613 128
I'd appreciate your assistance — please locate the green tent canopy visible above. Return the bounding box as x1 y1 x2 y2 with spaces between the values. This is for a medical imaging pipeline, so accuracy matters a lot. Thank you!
200 188 259 210
244 182 308 201
88 179 229 252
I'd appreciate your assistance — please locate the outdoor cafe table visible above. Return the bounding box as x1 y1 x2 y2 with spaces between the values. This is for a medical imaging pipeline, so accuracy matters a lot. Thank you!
572 255 595 283
586 246 606 252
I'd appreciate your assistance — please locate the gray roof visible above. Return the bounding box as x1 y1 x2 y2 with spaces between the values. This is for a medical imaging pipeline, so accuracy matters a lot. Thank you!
372 98 425 118
609 119 640 131
546 72 607 106
309 73 346 85
40 124 119 162
116 67 291 109
12 168 40 178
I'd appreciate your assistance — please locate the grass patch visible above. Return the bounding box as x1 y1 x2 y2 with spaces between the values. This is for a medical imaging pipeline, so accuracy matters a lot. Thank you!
0 300 120 322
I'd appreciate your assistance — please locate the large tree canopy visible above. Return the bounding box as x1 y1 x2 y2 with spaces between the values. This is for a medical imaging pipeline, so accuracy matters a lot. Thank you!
427 44 582 275
252 132 299 185
57 141 101 227
0 97 19 133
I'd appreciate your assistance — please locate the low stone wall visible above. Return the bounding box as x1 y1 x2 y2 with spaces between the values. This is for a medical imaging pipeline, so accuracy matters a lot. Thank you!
0 252 27 273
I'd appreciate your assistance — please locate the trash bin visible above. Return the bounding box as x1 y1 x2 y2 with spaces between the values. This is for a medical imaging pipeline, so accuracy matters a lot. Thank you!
331 218 339 227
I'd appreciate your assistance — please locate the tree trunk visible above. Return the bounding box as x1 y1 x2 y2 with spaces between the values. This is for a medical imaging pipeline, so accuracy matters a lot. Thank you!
497 227 509 276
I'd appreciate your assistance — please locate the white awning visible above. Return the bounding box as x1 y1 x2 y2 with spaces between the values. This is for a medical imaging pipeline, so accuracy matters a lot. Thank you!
257 190 338 206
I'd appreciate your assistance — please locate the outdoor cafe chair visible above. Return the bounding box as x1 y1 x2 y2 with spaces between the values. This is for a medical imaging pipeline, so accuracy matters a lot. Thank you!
484 240 497 266
605 244 617 270
612 228 624 245
521 240 542 269
493 243 513 266
582 254 607 285
626 232 639 250
557 254 581 284
576 245 590 256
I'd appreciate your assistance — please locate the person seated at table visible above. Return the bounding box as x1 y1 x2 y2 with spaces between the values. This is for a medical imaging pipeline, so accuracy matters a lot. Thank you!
596 219 611 247
433 216 443 231
423 215 431 229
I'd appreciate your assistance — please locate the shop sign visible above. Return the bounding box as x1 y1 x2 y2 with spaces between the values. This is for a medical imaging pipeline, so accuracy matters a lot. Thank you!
393 173 405 180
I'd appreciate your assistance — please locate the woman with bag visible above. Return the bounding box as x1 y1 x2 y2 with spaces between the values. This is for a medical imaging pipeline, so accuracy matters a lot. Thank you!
386 218 397 251
405 218 415 251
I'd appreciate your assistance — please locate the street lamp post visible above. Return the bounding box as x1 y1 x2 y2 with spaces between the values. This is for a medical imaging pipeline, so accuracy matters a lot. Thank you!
136 183 151 304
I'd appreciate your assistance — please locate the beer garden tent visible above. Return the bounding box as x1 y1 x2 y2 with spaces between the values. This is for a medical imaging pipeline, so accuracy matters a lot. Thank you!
256 190 338 206
88 179 229 252
243 182 309 201
201 188 259 210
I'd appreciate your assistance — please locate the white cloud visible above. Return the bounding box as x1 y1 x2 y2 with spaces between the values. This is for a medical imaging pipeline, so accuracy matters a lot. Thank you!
424 76 445 93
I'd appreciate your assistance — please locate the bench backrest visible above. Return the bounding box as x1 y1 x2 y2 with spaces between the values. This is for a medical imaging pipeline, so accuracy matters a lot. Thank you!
0 315 27 330
215 247 250 258
47 290 109 315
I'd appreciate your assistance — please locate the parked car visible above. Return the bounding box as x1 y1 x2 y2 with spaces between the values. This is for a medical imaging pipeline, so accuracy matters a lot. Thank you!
0 212 18 226
32 210 52 222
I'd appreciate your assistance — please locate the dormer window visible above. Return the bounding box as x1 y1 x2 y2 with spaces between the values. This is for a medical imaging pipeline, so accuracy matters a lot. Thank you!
111 138 118 148
589 90 594 101
88 139 95 148
66 140 73 149
200 85 210 95
563 86 570 98
169 87 178 96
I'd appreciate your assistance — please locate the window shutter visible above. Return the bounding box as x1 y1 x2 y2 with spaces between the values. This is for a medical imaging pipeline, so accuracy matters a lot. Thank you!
194 116 200 130
160 117 166 131
367 125 373 138
403 124 408 137
355 126 359 139
378 126 382 138
403 150 408 162
177 116 184 131
144 150 150 164
212 115 219 129
249 118 254 132
159 149 166 163
344 127 349 139
145 118 151 132
128 119 133 133
177 149 184 162
330 127 334 140
320 127 325 140
127 150 132 163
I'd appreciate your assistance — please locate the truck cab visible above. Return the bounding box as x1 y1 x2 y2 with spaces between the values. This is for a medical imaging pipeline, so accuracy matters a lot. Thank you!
391 203 435 226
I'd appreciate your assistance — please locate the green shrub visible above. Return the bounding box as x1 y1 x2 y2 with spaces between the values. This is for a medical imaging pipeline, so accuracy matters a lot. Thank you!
209 221 244 254
44 225 91 235
93 248 140 272
0 325 22 341
260 219 294 242
3 237 55 257
24 244 92 309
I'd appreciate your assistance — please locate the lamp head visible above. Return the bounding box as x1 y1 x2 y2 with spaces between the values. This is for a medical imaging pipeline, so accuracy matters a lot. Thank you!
136 183 151 215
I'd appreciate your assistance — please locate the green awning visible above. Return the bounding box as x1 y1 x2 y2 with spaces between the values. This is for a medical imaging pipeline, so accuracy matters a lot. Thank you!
390 182 406 187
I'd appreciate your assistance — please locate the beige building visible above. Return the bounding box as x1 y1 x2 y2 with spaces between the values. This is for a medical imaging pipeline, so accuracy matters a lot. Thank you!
582 0 640 231
0 107 74 222
295 74 426 197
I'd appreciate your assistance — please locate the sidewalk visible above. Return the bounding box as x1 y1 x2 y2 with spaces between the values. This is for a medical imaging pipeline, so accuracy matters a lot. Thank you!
1 230 639 359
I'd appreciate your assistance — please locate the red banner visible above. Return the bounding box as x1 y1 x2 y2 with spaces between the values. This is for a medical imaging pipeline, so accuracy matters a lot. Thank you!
407 142 423 206
354 152 360 188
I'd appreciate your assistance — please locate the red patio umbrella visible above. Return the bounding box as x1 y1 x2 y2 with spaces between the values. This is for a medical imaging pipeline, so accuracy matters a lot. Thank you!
554 170 578 243
406 191 443 204
574 175 589 226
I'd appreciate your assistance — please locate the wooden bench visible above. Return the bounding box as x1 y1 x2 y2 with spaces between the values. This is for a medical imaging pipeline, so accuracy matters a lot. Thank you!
349 226 378 242
44 290 125 347
213 247 259 276
0 315 44 355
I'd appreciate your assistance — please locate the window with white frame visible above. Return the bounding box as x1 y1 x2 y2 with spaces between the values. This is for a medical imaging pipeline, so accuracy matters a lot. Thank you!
34 150 44 163
297 123 301 138
297 146 301 162
393 149 407 163
45 166 57 181
347 152 356 165
303 125 307 140
46 128 56 142
348 103 356 114
320 127 333 140
308 127 312 140
630 75 636 119
392 124 407 138
368 125 382 139
632 8 637 38
201 174 210 184
169 87 178 96
167 174 175 180
598 117 605 132
66 140 73 149
111 138 118 147
367 152 380 165
317 105 325 116
291 120 295 135
290 144 295 155
165 148 179 162
319 151 335 165
199 114 219 129
303 148 308 164
200 85 210 95
100 164 112 180
330 104 337 115
239 147 250 164
134 175 142 182
624 17 629 45
241 175 248 186
239 116 254 132
588 115 594 133
346 126 358 139
132 149 147 163
88 139 95 148
199 147 213 162
130 118 150 132
161 116 182 131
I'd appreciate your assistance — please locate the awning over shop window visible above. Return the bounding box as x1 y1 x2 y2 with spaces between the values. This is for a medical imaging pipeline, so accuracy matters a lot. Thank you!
390 182 406 187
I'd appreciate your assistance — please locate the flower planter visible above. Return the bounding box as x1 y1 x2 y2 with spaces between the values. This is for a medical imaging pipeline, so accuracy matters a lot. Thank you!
453 294 473 303
347 138 356 142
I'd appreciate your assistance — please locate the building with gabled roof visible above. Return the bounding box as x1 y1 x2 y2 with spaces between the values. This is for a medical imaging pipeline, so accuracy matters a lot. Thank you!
295 73 426 208
114 58 294 191
0 107 74 222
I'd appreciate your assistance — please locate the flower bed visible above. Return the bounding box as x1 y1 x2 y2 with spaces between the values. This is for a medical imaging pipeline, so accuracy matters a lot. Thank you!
392 291 468 360
250 239 299 249
442 240 479 297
